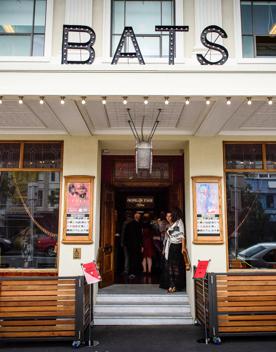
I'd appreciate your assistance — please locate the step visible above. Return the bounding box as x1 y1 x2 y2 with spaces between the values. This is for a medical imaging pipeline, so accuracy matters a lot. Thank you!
94 316 194 325
94 304 191 315
96 294 189 305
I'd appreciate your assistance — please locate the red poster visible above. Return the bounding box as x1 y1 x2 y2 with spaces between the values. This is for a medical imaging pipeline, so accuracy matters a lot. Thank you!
193 260 210 279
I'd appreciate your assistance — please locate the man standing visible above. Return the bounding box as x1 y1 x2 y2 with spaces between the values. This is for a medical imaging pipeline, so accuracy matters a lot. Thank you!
124 212 143 279
120 211 133 274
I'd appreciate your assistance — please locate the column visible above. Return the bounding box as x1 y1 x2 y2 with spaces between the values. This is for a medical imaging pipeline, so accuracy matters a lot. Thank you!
194 0 222 54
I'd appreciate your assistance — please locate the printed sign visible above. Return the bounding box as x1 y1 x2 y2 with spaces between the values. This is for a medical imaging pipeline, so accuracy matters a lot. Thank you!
193 260 210 279
126 196 154 209
192 176 224 244
63 176 94 244
66 182 90 235
82 261 101 284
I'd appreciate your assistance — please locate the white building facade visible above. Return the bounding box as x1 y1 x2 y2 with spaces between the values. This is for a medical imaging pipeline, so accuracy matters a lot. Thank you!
1 0 276 319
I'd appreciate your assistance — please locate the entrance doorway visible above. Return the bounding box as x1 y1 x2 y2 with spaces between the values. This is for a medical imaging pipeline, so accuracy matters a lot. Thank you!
99 155 185 288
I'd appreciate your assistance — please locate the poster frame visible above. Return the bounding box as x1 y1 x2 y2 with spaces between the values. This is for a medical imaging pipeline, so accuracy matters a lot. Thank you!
192 176 224 245
62 175 94 244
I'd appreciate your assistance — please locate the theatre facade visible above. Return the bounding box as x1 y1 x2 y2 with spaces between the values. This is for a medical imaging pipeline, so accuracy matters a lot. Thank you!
1 0 276 325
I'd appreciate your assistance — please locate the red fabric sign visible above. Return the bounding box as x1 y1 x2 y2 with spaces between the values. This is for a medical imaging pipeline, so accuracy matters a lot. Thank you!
82 261 101 284
193 260 209 279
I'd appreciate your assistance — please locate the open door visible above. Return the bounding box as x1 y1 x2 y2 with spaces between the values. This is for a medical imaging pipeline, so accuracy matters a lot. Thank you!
99 186 116 288
169 182 184 210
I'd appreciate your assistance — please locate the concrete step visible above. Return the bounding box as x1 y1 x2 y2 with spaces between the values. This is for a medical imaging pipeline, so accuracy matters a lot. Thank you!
96 294 189 305
94 287 192 325
94 316 194 325
94 304 191 315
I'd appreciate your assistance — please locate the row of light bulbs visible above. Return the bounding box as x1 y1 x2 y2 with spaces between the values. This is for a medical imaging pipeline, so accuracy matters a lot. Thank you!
0 96 274 106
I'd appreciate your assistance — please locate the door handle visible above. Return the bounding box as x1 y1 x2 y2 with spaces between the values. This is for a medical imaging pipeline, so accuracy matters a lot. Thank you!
103 244 112 254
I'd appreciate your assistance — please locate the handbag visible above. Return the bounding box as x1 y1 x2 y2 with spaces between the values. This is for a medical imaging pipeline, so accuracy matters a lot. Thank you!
183 249 191 271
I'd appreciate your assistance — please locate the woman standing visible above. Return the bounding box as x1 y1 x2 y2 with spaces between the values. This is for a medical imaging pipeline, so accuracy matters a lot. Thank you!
141 213 155 275
164 208 186 292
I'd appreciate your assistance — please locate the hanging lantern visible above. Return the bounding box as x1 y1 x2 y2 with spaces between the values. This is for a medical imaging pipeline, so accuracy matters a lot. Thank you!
127 108 161 175
136 141 152 174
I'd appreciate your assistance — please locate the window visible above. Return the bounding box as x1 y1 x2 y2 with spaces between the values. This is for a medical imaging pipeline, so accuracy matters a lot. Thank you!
0 142 62 269
0 0 47 56
111 0 175 57
225 142 276 269
241 1 276 57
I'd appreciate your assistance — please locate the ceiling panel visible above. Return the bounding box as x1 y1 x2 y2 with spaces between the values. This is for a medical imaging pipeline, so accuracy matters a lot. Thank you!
0 100 45 129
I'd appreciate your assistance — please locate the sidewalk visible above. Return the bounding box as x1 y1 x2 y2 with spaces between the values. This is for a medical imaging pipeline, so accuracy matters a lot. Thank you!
1 325 276 352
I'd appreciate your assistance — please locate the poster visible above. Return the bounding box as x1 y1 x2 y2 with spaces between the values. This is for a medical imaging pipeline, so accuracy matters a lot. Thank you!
196 183 220 235
66 182 90 235
192 176 224 244
63 176 94 244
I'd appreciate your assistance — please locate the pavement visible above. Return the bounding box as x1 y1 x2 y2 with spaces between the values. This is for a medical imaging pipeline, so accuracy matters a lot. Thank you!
1 325 276 352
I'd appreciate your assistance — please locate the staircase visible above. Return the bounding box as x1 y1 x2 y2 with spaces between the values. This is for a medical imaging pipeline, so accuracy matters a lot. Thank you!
94 284 193 325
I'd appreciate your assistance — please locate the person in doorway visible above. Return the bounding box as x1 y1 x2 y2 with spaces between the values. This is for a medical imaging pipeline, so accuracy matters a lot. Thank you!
162 208 186 292
124 212 143 279
120 211 133 275
141 213 155 275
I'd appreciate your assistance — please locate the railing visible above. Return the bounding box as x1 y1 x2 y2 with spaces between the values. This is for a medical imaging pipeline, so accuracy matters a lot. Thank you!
195 272 276 340
0 276 91 343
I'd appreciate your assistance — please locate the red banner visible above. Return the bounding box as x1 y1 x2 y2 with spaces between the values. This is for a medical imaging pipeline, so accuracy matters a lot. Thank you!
82 261 101 284
193 260 210 279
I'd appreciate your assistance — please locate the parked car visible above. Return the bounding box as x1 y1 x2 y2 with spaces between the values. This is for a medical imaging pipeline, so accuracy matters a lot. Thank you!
238 242 276 268
0 237 12 253
35 234 57 257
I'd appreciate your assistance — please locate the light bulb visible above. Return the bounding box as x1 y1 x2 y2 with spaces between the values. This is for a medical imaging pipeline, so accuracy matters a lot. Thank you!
81 97 86 105
164 97 169 105
226 97 231 105
205 97 210 105
247 97 252 105
123 97 128 105
39 97 44 105
102 97 107 105
19 96 23 104
268 97 273 105
185 97 190 105
60 96 65 105
144 97 149 105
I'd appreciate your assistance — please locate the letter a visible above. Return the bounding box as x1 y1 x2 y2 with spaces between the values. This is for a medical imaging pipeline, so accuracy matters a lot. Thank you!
112 27 145 65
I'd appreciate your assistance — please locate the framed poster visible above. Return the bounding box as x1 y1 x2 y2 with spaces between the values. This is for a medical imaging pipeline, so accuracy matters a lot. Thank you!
62 176 94 244
192 176 224 244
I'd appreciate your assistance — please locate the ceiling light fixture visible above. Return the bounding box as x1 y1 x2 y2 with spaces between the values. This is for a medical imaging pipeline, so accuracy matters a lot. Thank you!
164 97 169 105
81 96 86 105
18 96 23 104
60 96 65 105
268 97 273 105
39 96 44 105
226 97 231 105
0 96 2 104
247 97 252 105
2 24 15 33
102 96 107 105
185 97 190 105
144 97 149 105
205 97 211 105
123 97 128 105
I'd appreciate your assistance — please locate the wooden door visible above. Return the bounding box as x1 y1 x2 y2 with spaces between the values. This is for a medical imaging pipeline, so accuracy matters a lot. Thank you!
99 187 116 288
169 182 184 211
